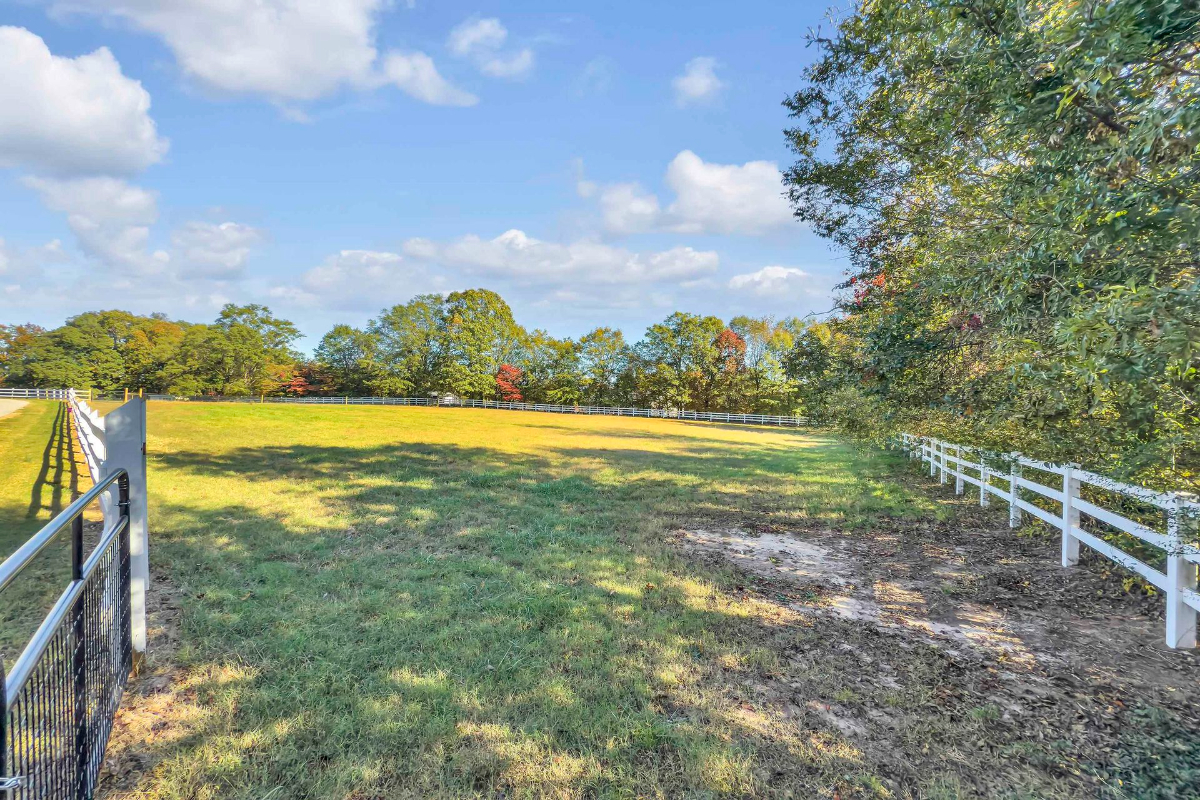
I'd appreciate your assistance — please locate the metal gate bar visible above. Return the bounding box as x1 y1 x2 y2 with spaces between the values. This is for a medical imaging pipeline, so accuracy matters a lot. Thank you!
1 471 132 799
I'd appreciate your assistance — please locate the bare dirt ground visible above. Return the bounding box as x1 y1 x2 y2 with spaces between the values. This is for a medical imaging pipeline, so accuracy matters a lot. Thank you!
673 476 1200 799
0 398 28 418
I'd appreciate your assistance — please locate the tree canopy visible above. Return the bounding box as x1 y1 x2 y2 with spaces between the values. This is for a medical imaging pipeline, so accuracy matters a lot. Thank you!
781 0 1199 489
2 294 811 415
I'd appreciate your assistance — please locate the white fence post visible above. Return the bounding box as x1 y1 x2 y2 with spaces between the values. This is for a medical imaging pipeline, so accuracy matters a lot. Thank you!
902 430 1195 648
1165 497 1198 649
980 459 990 507
1060 465 1081 567
104 398 150 665
954 445 964 495
1009 460 1021 528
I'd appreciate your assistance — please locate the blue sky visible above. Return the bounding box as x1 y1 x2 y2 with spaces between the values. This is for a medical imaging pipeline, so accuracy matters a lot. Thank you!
0 1 843 350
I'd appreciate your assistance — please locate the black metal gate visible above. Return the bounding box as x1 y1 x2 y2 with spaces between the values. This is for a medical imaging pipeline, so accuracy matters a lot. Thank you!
1 472 132 799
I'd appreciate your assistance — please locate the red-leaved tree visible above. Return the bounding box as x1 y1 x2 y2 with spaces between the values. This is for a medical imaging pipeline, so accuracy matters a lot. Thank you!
495 363 524 402
714 328 747 373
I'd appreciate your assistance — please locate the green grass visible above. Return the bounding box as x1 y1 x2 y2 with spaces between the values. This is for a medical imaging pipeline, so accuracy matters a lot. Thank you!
111 403 935 799
0 399 79 555
0 400 84 663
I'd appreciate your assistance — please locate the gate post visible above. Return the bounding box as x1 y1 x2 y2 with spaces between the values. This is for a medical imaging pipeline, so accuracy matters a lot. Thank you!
104 398 149 665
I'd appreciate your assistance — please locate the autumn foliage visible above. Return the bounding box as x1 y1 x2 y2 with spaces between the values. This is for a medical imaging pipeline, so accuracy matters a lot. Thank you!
495 363 524 402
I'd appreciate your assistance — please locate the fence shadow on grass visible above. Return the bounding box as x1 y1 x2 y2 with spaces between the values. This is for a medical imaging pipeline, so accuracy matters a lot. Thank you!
1 401 84 664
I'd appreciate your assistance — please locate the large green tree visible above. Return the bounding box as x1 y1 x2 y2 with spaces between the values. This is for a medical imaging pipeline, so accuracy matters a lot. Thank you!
315 324 380 396
213 304 302 395
634 312 726 410
578 327 632 406
783 0 1200 484
440 289 525 399
369 294 448 396
519 331 582 404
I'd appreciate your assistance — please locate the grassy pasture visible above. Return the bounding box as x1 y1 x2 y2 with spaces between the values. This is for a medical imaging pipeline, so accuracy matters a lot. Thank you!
0 399 78 553
5 402 1195 798
100 403 947 798
0 400 87 662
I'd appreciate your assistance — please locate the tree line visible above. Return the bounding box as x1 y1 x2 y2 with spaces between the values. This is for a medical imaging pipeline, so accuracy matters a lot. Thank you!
0 289 811 414
780 0 1198 491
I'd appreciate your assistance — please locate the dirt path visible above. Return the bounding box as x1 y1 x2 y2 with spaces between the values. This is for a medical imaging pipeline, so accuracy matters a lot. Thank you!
674 487 1200 798
0 399 28 418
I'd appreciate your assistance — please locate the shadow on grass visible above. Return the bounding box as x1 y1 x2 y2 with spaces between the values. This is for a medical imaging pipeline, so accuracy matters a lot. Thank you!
25 401 76 519
1 402 85 663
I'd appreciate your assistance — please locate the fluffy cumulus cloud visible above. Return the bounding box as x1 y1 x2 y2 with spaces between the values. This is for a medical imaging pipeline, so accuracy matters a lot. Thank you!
171 221 266 279
727 266 823 299
672 57 724 106
0 26 167 176
22 175 169 274
54 0 474 106
662 150 792 234
406 229 718 285
594 151 793 236
447 17 534 80
271 249 447 310
597 183 661 235
22 176 264 285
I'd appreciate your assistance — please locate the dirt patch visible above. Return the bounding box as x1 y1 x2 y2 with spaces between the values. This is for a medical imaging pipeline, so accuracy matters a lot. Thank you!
672 485 1200 798
0 398 28 418
97 565 188 798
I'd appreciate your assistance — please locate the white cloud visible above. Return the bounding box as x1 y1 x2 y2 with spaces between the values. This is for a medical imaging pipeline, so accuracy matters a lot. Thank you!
380 53 478 106
21 177 266 286
598 183 661 235
662 150 792 235
22 175 158 226
272 249 446 310
407 229 718 284
0 238 66 289
595 151 792 237
448 18 507 56
480 49 534 79
447 17 534 80
672 57 724 106
54 0 474 106
22 175 169 274
728 266 823 299
0 26 167 176
171 221 265 279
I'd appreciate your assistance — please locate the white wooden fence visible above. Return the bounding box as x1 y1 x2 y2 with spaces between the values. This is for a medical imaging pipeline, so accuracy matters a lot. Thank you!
0 387 87 400
7 388 807 427
66 390 151 659
142 394 810 427
899 433 1200 649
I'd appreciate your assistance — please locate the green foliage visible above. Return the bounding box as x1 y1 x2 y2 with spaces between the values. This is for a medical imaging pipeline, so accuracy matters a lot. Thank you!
441 289 525 398
3 293 813 413
314 324 380 396
782 0 1200 490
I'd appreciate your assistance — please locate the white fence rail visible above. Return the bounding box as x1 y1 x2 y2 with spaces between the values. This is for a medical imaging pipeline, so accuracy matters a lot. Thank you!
69 390 116 528
10 388 808 427
0 387 87 400
132 394 809 427
65 390 151 660
899 433 1200 649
